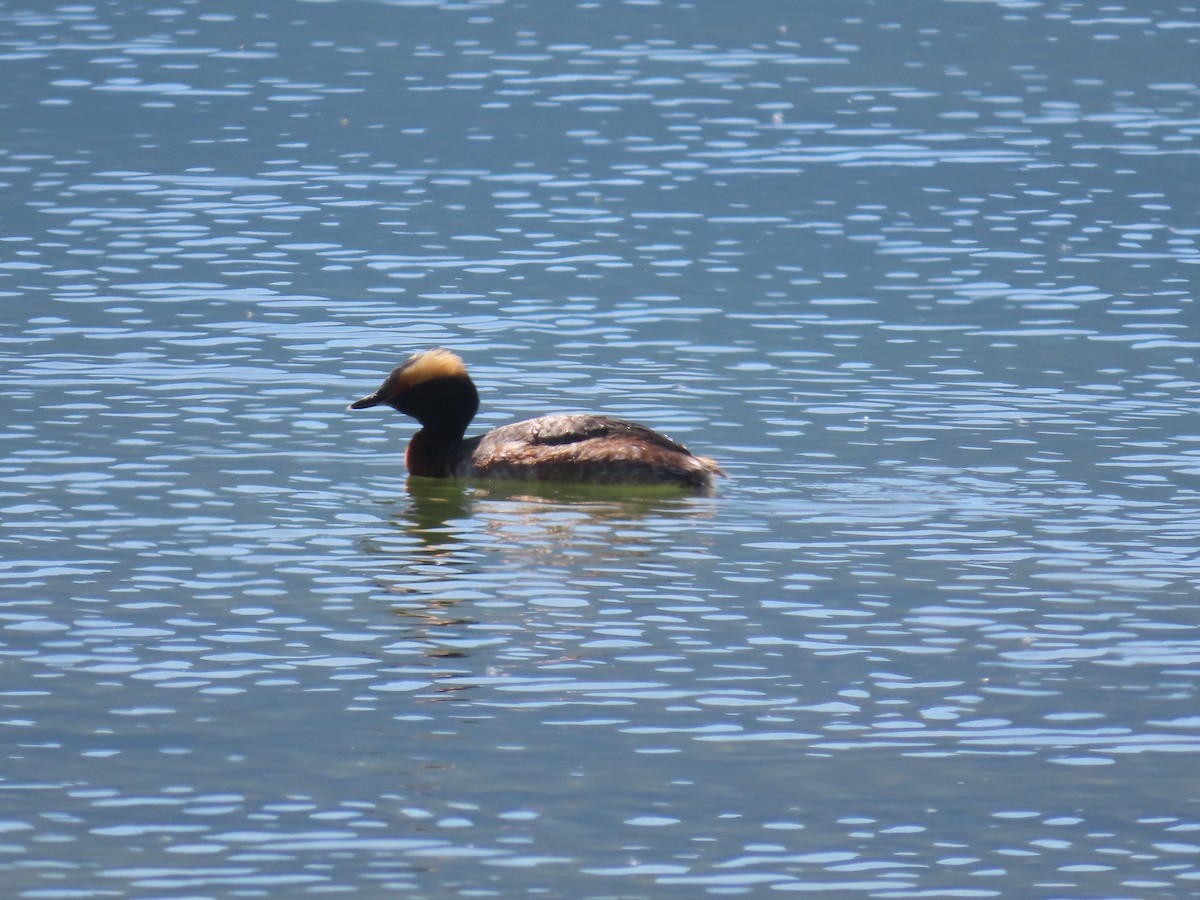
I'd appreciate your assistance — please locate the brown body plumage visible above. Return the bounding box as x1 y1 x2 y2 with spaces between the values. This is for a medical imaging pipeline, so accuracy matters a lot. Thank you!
349 349 725 492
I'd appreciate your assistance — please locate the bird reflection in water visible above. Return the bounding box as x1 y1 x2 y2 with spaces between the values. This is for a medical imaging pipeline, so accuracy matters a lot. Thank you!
361 477 722 672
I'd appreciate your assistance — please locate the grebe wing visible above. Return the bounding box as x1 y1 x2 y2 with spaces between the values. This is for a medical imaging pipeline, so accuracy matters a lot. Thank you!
518 413 694 453
469 414 723 487
471 413 696 464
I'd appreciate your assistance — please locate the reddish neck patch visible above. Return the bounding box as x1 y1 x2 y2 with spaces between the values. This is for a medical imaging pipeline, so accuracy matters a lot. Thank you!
406 429 449 477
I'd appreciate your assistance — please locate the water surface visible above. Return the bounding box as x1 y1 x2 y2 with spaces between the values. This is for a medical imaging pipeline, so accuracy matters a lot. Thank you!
2 0 1200 896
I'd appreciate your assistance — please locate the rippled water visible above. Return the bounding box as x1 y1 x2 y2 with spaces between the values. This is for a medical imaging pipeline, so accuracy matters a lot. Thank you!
3 0 1200 896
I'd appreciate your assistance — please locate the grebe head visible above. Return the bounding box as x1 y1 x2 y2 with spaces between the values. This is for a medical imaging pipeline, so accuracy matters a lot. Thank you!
349 348 480 436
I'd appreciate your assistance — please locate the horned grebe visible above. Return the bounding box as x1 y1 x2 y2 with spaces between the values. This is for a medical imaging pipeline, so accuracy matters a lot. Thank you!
349 349 725 492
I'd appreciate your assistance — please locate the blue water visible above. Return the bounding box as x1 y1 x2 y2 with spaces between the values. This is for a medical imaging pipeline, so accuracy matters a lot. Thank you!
2 0 1200 896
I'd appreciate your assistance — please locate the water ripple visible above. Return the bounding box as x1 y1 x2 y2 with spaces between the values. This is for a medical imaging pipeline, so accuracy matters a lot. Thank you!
2 0 1200 896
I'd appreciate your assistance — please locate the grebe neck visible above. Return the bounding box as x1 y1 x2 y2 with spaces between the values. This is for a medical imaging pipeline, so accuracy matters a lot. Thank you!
406 426 467 477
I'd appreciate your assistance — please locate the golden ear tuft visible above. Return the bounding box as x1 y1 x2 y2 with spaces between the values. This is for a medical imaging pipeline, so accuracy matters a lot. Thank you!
397 348 469 390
